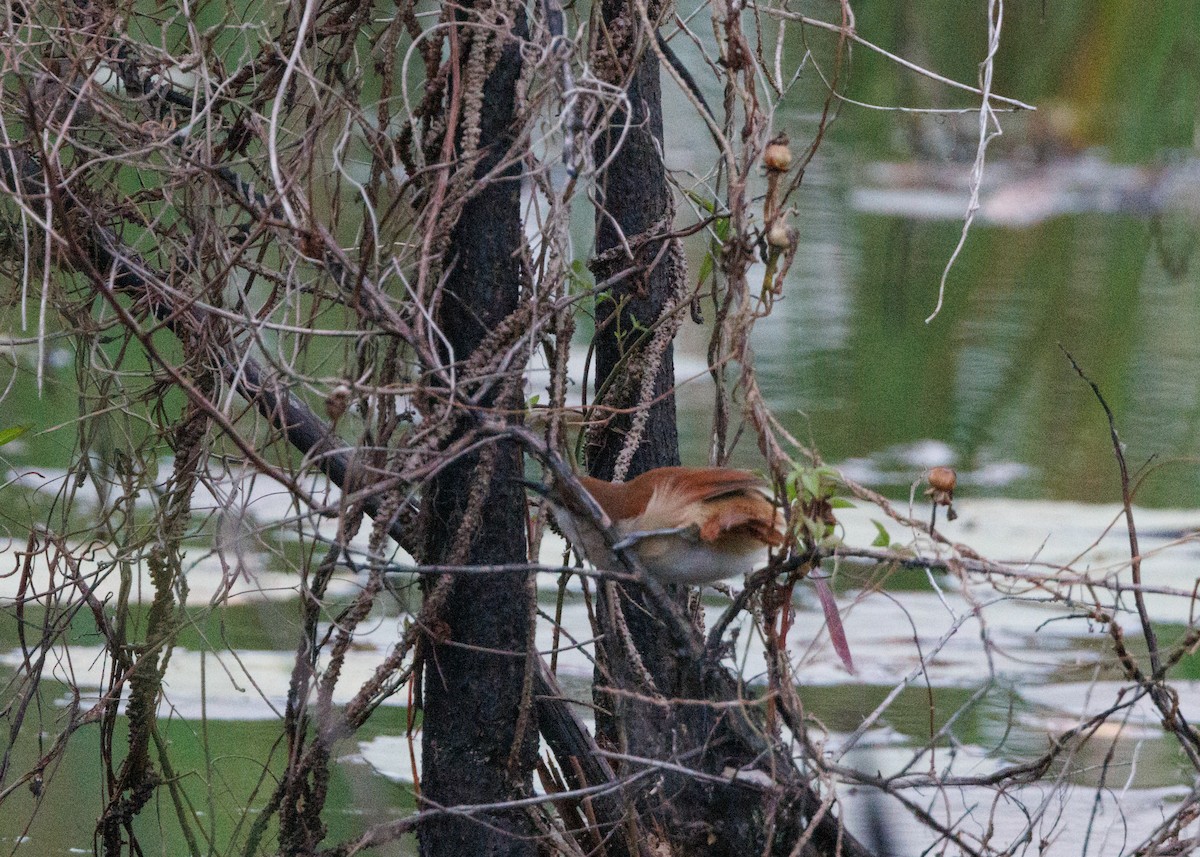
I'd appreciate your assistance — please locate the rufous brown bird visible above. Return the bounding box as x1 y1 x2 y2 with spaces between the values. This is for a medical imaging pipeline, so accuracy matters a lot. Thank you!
533 466 787 584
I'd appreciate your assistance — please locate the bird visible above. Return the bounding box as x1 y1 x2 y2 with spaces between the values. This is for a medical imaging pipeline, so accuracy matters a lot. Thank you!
530 466 787 584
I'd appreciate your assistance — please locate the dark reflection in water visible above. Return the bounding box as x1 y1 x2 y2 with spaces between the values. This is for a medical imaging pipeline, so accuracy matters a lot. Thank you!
668 1 1200 507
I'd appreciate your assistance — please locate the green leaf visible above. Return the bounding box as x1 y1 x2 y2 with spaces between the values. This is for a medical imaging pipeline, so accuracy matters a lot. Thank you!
0 425 30 447
800 471 820 500
829 497 855 509
870 520 890 548
683 189 716 214
568 258 594 293
697 252 713 287
714 216 731 243
819 532 842 550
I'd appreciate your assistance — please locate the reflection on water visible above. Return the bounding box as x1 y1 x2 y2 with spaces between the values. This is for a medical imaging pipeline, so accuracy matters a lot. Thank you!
740 158 1200 505
5 496 1200 853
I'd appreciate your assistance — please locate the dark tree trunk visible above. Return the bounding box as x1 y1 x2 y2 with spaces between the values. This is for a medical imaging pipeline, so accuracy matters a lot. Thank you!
417 7 537 856
589 18 730 852
589 40 680 482
588 11 874 857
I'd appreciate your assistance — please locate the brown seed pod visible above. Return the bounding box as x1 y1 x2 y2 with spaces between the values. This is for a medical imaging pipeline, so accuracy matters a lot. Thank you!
767 221 792 249
925 466 958 522
928 467 957 493
764 140 792 172
326 382 352 422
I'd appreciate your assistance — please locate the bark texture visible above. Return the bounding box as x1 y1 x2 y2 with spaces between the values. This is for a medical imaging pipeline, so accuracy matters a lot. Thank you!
590 43 681 481
588 12 873 857
417 8 537 856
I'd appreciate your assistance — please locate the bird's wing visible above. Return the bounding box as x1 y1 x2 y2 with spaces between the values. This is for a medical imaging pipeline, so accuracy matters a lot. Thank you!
635 469 783 542
662 470 785 546
676 469 769 503
697 491 786 545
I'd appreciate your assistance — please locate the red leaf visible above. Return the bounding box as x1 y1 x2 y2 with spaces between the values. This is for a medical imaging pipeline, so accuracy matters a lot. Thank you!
813 576 855 674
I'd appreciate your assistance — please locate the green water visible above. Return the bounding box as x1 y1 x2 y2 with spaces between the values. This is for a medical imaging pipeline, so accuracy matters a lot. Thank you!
0 698 417 856
3 0 1200 854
